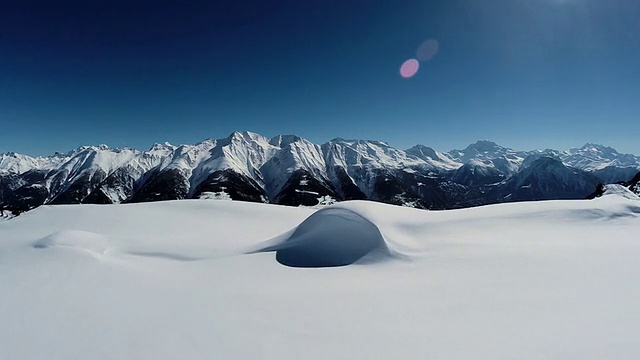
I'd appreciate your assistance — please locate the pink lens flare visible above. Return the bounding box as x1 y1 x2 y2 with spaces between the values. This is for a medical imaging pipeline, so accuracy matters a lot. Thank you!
416 39 439 61
400 59 420 78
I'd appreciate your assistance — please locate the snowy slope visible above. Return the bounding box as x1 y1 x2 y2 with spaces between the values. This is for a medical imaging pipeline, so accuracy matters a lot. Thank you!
190 132 276 188
2 135 640 211
451 158 505 185
261 135 329 197
447 140 528 173
94 143 176 203
321 138 427 198
1 196 640 359
405 144 461 171
560 143 640 171
497 156 600 201
602 184 640 200
45 146 141 201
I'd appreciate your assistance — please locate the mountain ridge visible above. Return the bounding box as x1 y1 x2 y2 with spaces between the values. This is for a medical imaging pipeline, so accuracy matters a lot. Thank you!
1 132 639 213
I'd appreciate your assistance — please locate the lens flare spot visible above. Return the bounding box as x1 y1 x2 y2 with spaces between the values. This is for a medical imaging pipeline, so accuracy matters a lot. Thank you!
416 39 439 61
400 59 419 78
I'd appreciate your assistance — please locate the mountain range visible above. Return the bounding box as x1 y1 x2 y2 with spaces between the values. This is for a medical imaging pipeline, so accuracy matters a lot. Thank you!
1 131 639 214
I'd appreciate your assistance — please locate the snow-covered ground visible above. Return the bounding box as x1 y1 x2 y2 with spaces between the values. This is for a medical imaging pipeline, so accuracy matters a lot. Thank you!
1 193 640 359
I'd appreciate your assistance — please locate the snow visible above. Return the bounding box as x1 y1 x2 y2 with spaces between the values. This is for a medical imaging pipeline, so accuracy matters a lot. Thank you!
405 144 461 171
562 143 640 171
1 195 640 359
603 184 640 200
45 146 141 190
448 141 528 175
261 136 328 197
0 209 16 222
198 191 232 200
0 152 69 175
294 189 319 195
258 207 391 267
315 195 336 205
33 230 110 255
3 136 640 207
190 132 276 189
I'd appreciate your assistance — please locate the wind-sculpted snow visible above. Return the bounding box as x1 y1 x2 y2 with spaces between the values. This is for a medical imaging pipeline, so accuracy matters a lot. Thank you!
32 230 109 256
259 207 392 267
2 196 640 359
603 184 640 200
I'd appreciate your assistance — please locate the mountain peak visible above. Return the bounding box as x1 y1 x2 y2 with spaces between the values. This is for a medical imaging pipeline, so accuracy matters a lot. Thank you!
465 140 503 152
526 156 568 171
73 144 117 153
579 143 618 154
149 142 175 152
228 131 263 140
270 134 302 147
195 138 216 147
2 131 637 212
406 144 438 159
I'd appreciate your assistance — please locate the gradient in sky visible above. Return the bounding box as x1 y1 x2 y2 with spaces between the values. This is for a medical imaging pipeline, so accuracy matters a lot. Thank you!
1 0 639 156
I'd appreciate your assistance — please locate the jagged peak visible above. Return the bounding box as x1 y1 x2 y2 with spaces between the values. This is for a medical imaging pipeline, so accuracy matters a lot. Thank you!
70 144 130 154
1 151 23 157
579 143 617 152
329 138 391 148
76 145 93 152
193 138 216 147
328 137 378 144
227 130 264 141
82 144 116 151
269 134 303 147
149 142 175 151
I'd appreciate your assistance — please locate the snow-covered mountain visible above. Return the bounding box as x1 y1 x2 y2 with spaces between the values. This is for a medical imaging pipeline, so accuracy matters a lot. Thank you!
495 157 601 202
447 140 529 172
560 143 640 171
1 132 638 213
447 140 640 182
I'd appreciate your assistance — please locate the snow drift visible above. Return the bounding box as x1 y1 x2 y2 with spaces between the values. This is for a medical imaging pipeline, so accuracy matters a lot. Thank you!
32 230 109 256
260 207 391 267
603 184 640 200
2 196 640 359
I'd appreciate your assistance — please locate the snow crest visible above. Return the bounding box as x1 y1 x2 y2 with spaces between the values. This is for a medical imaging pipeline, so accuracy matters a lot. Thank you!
260 207 392 268
33 230 109 256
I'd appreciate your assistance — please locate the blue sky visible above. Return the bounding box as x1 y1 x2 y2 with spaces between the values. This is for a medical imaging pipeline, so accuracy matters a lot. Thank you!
1 0 639 156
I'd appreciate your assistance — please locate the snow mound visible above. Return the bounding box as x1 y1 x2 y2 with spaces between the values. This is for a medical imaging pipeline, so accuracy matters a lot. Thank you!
263 207 392 268
33 230 109 256
603 184 640 200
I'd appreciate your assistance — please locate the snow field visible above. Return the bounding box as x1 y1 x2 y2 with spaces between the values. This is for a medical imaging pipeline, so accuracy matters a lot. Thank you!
1 194 639 359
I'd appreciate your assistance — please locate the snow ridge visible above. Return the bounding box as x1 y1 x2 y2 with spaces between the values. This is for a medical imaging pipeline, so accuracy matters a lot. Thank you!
1 134 639 210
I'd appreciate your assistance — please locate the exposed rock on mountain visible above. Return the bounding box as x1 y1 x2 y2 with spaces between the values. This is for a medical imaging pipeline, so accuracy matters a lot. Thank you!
1 132 638 213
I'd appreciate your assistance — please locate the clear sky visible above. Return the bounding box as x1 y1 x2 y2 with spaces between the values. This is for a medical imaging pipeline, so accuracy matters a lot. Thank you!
1 0 639 156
